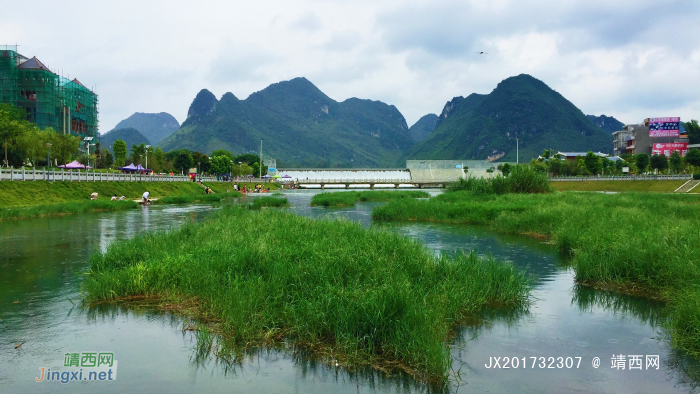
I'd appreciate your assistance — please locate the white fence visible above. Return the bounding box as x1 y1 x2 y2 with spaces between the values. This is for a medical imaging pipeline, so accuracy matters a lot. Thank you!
0 167 219 182
551 175 692 181
295 178 453 184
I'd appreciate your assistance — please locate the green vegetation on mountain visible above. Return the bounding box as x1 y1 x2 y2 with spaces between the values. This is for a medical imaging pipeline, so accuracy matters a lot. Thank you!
112 112 180 145
100 128 150 152
586 114 625 134
405 74 613 163
158 77 413 168
409 114 438 142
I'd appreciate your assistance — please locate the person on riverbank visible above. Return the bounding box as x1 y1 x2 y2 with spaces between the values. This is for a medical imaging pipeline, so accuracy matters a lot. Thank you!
111 195 118 201
142 191 150 204
90 192 98 200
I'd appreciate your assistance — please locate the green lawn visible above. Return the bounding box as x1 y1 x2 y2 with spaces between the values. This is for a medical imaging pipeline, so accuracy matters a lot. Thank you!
551 180 686 192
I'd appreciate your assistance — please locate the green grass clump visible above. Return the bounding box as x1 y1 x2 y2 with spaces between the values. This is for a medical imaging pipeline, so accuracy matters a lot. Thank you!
310 190 430 207
83 206 530 383
448 165 552 195
154 192 242 205
373 191 700 357
0 200 138 220
249 196 289 209
0 181 206 207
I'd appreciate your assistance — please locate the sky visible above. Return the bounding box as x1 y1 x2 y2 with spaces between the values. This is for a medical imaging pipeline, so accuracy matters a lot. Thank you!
1 0 699 133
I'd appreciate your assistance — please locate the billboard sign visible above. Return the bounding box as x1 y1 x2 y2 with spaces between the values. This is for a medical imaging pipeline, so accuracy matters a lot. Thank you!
652 142 688 157
649 117 680 137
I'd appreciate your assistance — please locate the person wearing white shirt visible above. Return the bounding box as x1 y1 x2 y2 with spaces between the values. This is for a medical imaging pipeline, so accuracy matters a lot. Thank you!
142 191 150 204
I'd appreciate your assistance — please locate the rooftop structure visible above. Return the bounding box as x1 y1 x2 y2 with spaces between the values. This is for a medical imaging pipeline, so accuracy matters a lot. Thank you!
0 45 98 139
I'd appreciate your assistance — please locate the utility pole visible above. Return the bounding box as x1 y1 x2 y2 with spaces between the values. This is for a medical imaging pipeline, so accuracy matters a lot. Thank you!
259 139 263 178
145 145 151 170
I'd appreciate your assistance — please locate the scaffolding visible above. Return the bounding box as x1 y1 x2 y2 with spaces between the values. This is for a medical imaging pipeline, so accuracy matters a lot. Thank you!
0 45 98 139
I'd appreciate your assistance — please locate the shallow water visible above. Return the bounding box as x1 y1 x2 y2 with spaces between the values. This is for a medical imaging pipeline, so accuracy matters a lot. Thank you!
1 191 699 393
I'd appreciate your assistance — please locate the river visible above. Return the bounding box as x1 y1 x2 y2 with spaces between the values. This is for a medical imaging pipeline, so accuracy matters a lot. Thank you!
1 190 699 393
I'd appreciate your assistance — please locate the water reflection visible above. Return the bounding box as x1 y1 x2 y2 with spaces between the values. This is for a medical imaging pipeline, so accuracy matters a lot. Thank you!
2 191 700 393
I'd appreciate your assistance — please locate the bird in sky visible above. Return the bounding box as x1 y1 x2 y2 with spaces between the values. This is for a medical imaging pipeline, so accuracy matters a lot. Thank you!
477 51 489 55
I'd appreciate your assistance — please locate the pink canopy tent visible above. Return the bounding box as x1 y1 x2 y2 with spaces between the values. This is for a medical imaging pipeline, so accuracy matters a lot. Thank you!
58 160 92 169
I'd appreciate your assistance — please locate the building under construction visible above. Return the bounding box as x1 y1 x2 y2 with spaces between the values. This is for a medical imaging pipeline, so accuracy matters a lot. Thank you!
0 45 98 138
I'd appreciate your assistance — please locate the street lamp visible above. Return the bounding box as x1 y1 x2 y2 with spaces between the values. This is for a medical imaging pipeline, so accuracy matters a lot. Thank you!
259 139 263 178
83 137 93 170
145 145 151 170
45 142 52 181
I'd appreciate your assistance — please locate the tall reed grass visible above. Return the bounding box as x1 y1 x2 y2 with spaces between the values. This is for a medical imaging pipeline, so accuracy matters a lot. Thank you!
373 191 700 357
154 192 241 205
448 165 551 194
83 206 530 383
310 190 430 207
0 200 138 220
248 196 289 209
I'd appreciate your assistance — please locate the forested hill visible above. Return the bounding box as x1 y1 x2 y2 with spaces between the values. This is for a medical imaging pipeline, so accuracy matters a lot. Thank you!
100 127 150 152
158 77 413 168
585 114 625 134
404 74 613 163
112 112 180 145
409 114 439 142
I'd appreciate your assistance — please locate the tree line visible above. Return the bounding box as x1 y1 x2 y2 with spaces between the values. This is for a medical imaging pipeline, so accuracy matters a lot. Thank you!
520 148 700 176
1 103 268 175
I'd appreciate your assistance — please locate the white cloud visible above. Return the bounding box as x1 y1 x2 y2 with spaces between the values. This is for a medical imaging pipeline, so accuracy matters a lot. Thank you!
1 0 697 132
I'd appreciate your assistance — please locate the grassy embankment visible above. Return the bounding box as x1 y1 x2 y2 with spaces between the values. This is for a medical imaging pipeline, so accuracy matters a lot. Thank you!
83 206 530 384
310 190 430 207
0 181 238 220
373 189 700 357
551 180 686 192
0 181 206 207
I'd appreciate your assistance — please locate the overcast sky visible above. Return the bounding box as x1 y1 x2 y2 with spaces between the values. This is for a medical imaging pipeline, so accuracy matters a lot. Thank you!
2 0 698 132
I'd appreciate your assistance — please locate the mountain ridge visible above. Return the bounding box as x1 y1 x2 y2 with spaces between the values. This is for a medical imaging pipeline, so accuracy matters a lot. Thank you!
405 74 612 163
160 77 412 167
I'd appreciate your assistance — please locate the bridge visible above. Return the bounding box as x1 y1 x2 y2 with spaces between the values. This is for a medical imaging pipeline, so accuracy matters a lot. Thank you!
293 178 454 189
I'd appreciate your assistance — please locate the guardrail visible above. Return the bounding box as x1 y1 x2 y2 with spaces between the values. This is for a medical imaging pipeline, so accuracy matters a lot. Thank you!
294 178 452 183
0 167 223 182
550 175 692 181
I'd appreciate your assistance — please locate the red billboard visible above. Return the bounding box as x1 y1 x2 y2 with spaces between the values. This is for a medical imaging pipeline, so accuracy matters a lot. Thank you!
652 142 688 157
649 117 680 137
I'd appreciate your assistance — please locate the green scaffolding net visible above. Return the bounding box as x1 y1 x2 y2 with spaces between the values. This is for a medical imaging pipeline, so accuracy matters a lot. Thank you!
0 45 98 139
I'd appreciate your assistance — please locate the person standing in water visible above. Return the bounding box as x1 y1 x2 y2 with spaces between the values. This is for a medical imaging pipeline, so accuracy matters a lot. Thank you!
142 191 150 204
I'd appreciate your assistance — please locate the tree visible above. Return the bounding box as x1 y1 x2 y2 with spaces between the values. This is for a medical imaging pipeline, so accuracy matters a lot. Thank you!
669 151 683 174
501 162 512 176
650 154 668 173
112 139 127 167
152 148 165 172
191 151 211 173
685 149 700 168
635 153 650 174
684 120 700 145
174 151 194 174
0 103 30 167
130 143 147 165
584 151 602 175
210 155 231 175
211 149 234 161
